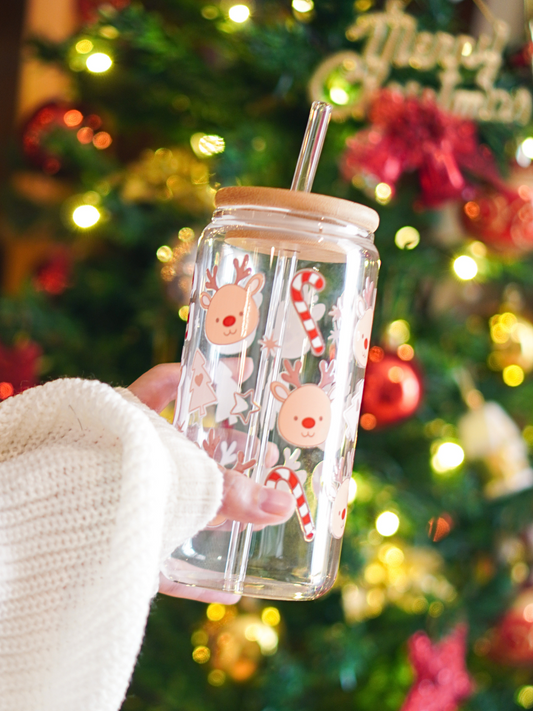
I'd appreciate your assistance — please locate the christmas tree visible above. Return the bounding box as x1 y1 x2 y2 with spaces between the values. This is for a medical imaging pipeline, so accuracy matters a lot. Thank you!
4 0 533 708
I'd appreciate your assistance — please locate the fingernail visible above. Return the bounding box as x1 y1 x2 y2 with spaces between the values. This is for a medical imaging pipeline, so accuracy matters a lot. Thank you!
259 488 294 516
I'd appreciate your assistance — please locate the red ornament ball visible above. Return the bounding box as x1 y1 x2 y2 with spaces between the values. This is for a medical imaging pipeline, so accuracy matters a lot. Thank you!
360 348 423 429
461 166 533 254
488 588 533 666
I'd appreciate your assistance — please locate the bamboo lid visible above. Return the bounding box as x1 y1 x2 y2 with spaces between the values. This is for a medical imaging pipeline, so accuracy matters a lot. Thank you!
215 186 380 233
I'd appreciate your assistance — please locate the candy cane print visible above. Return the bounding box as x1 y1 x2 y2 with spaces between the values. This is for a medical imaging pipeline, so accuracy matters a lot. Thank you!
290 269 326 356
265 466 315 541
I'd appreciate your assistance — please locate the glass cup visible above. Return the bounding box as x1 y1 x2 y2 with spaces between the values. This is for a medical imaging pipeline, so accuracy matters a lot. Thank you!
163 186 380 600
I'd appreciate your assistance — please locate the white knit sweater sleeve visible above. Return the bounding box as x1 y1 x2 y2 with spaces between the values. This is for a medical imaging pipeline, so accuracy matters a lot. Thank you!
0 378 223 711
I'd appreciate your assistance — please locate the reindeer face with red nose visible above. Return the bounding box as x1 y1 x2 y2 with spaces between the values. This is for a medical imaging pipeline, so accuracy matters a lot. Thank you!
200 255 265 346
271 359 335 448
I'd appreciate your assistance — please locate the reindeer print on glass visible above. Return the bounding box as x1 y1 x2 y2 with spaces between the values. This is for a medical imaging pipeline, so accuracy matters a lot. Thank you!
270 359 334 448
200 255 265 348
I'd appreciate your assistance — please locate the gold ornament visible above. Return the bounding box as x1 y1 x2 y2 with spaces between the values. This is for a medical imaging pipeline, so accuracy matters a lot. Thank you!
120 146 215 214
308 0 531 125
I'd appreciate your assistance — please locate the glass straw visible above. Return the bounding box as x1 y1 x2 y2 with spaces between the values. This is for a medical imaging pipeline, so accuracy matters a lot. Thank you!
290 101 332 193
223 101 332 593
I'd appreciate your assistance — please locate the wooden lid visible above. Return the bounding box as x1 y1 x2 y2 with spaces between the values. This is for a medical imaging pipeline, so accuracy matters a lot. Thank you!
215 186 379 233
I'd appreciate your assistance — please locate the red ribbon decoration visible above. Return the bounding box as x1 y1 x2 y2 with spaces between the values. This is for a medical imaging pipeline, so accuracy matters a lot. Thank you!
342 89 505 207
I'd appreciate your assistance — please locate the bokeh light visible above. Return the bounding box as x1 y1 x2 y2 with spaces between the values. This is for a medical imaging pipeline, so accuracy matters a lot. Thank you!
192 645 211 663
178 305 189 321
329 87 349 105
432 441 465 473
156 245 173 262
348 477 357 503
375 511 400 537
228 4 250 22
93 131 112 149
292 0 314 11
86 52 113 73
375 182 392 204
77 127 94 144
208 669 226 686
261 607 280 626
72 205 101 228
64 109 83 127
206 603 226 621
395 226 420 250
75 39 93 54
0 382 14 399
517 686 533 709
453 255 478 280
521 138 533 159
503 364 525 387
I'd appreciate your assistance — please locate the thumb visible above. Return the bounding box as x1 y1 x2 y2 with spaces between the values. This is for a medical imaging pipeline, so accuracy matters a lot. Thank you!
216 470 296 526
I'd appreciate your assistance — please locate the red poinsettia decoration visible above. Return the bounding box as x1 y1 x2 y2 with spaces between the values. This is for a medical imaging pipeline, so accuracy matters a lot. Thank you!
342 89 503 207
400 624 474 711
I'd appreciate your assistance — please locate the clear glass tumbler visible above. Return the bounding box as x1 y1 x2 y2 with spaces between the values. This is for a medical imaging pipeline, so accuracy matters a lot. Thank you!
163 186 380 600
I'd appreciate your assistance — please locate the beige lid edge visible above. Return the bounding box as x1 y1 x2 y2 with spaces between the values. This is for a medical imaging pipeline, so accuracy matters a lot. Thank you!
214 186 379 233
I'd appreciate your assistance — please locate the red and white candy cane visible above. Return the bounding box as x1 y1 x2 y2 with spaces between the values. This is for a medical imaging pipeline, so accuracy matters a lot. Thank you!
265 466 315 541
290 269 326 356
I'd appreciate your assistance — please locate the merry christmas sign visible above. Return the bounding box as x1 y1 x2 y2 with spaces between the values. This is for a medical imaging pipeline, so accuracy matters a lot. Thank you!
309 0 532 125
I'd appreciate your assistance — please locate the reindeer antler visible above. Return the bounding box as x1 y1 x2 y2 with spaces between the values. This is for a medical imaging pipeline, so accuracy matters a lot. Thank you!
202 429 221 459
233 451 257 473
318 360 335 390
281 359 303 389
233 255 252 285
205 266 219 292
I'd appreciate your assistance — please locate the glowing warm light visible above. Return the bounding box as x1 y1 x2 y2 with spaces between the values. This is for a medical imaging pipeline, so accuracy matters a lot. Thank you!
461 41 473 56
432 441 465 473
77 127 94 144
198 134 225 156
517 685 533 709
0 382 14 399
453 255 478 280
503 364 525 387
72 204 101 228
464 201 480 219
387 319 410 345
375 182 392 204
261 607 281 626
348 477 357 503
381 545 404 567
521 138 533 159
64 109 83 127
469 241 487 258
244 623 278 654
208 669 226 686
360 413 377 430
86 52 113 73
206 603 226 621
76 39 93 54
156 245 173 263
329 86 349 105
395 226 420 250
292 0 314 11
228 4 250 22
93 131 112 149
192 645 211 663
178 305 189 321
179 227 195 241
397 344 414 361
375 511 400 537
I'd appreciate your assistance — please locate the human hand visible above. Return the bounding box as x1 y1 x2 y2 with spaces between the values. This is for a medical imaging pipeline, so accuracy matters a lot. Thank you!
128 364 295 603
